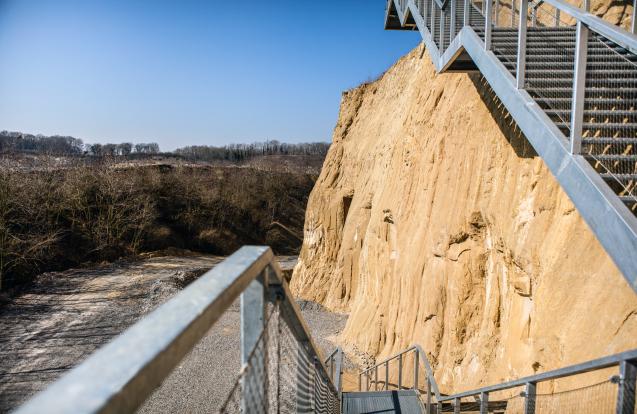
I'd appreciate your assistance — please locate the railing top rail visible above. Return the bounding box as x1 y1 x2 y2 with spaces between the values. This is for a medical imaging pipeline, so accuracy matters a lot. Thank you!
14 245 336 414
438 348 637 401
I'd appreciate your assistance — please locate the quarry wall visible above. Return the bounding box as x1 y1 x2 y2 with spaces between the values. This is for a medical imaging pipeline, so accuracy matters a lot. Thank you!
290 42 637 392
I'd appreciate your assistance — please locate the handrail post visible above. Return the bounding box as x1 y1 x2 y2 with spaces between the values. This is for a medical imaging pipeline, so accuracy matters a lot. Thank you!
240 270 268 413
358 373 362 391
464 0 470 27
531 6 537 26
511 0 516 27
631 0 637 33
367 371 370 391
385 362 389 390
570 21 589 154
398 354 403 390
495 0 500 26
485 0 493 49
615 359 637 414
524 382 537 414
375 365 379 391
454 397 461 414
440 9 447 52
555 8 561 26
480 392 489 414
516 0 528 89
584 0 591 11
432 0 437 31
414 351 420 391
335 349 343 400
450 0 457 40
427 379 433 414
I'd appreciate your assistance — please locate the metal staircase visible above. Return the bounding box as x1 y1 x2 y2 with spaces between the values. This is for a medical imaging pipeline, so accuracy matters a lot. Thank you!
386 0 637 292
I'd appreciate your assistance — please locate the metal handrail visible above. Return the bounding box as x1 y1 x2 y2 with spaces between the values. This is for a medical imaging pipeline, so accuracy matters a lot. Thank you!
357 345 441 400
325 347 344 398
437 348 637 401
13 246 339 414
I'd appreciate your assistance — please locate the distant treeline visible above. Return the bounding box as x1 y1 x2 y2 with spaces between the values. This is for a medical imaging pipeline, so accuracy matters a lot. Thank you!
0 130 329 161
174 141 330 162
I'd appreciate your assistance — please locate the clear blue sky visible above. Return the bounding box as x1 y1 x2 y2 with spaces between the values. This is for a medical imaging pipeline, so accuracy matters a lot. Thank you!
0 0 419 150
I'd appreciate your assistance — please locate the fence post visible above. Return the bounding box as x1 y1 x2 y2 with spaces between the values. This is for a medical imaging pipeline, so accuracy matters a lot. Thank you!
516 0 528 89
524 382 537 414
570 21 589 154
398 354 403 390
240 271 267 413
485 0 493 49
616 360 637 414
414 351 420 391
480 392 489 414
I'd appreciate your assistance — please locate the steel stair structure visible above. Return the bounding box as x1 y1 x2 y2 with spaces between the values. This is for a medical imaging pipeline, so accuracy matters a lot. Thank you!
385 0 637 292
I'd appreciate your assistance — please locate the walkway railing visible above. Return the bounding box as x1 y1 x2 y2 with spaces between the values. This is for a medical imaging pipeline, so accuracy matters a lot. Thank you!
13 246 342 414
358 345 441 411
386 0 637 290
359 346 637 413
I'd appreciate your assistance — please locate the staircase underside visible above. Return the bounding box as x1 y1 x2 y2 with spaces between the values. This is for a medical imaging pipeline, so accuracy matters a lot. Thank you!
343 391 424 414
386 0 637 292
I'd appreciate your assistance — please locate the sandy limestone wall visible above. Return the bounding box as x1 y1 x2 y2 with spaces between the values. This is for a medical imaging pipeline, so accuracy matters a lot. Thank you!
290 46 637 393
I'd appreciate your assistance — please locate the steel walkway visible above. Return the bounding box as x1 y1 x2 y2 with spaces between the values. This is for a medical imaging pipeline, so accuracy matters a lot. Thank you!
385 0 637 292
343 391 424 414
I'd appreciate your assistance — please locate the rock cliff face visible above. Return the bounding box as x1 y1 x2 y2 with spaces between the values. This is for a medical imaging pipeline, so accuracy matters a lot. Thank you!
290 45 637 392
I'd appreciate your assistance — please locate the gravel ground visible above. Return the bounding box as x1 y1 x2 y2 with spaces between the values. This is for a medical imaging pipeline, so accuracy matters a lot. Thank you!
0 254 348 413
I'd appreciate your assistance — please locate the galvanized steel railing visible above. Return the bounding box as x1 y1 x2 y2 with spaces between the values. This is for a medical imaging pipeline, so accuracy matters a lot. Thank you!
13 246 342 414
360 346 637 413
358 345 441 409
386 0 637 290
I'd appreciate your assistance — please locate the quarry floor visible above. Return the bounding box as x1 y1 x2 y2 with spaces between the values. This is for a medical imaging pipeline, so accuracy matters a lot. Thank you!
0 253 349 413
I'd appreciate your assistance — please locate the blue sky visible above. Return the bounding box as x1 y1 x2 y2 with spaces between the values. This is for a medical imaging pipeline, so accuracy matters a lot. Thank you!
0 0 420 150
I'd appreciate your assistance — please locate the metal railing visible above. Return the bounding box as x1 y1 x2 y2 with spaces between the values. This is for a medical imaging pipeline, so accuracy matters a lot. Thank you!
387 0 637 289
359 346 637 413
357 345 441 411
13 246 342 414
437 348 637 413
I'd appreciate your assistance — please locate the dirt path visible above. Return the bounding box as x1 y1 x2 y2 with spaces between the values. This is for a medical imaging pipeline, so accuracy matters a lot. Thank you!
0 254 347 413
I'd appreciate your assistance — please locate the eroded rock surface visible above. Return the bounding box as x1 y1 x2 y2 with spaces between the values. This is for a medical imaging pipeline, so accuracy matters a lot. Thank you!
291 47 637 393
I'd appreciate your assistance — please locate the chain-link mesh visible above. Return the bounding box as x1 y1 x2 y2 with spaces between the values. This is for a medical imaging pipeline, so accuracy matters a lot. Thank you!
218 302 340 414
582 33 637 214
437 380 621 413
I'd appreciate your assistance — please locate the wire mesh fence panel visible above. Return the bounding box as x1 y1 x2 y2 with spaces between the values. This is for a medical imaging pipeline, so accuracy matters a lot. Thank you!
218 302 340 414
523 23 577 134
583 32 637 213
533 380 618 413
